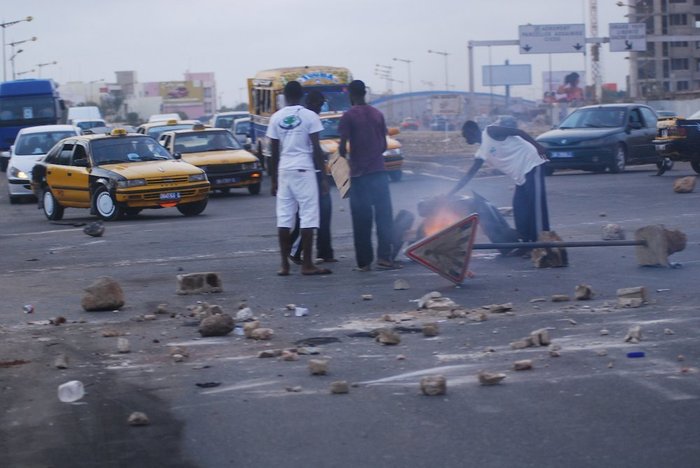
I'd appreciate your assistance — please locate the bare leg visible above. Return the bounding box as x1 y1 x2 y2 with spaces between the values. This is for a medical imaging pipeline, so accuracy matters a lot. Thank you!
278 227 292 276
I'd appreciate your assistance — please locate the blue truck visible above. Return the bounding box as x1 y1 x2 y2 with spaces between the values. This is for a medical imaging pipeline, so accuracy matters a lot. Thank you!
0 79 65 171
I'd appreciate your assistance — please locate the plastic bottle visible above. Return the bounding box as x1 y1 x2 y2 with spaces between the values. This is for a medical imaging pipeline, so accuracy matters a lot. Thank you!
57 380 85 403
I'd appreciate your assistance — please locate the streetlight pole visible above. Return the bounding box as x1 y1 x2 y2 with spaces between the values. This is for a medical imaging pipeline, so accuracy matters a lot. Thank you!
428 49 450 91
393 57 414 117
1 16 33 81
36 61 57 78
7 36 36 80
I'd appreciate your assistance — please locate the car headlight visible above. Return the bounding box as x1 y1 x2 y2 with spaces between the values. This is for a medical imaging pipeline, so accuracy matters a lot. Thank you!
117 178 147 188
189 173 207 182
383 148 402 156
9 166 28 179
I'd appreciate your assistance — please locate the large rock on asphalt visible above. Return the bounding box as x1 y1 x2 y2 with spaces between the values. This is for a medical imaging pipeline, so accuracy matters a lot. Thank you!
81 276 125 311
673 176 696 193
198 314 235 337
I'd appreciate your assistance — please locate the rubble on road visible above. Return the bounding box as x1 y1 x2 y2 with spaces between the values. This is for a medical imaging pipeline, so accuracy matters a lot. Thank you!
617 286 647 308
117 337 131 353
169 346 189 362
83 221 105 237
375 329 401 345
574 284 594 301
330 381 350 394
513 360 533 371
54 354 68 369
422 323 440 337
176 272 223 295
530 328 551 346
362 294 373 301
549 344 561 357
154 303 169 315
624 325 642 344
309 359 329 375
235 307 254 321
635 225 686 267
551 295 570 302
281 350 298 361
249 328 274 341
81 276 124 311
127 412 150 426
198 314 235 337
188 302 225 320
673 176 696 193
484 303 513 313
478 371 506 386
532 231 568 268
420 375 447 395
393 279 410 290
602 224 625 240
101 328 123 337
243 321 260 337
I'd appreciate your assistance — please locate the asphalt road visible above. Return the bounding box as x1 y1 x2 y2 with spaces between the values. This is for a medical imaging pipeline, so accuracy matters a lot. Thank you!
1 162 699 468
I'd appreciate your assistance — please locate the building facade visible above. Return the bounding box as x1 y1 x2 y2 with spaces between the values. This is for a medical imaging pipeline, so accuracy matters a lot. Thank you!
626 0 700 99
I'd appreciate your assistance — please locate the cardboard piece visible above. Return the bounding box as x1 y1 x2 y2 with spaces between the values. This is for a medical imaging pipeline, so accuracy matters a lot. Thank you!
328 152 350 198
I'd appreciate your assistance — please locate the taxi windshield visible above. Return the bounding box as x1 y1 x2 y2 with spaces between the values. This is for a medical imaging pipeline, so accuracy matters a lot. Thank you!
147 124 194 139
91 137 172 165
174 131 242 153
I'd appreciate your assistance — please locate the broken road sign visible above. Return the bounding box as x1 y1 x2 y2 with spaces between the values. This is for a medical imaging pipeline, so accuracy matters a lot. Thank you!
406 214 479 284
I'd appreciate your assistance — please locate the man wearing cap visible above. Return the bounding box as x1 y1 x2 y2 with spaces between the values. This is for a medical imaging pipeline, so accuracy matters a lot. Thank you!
339 80 397 271
448 117 550 245
267 81 331 276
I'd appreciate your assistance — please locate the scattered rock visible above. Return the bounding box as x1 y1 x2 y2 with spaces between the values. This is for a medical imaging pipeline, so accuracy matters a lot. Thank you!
258 349 283 358
198 314 235 337
396 354 406 360
250 328 274 341
330 380 350 394
551 294 570 302
381 314 394 322
530 328 551 346
423 296 459 311
243 321 260 337
607 362 614 369
529 297 547 303
677 355 685 362
54 354 69 369
142 314 157 321
285 304 296 310
600 329 609 336
117 338 131 353
617 286 647 308
235 307 254 321
83 221 105 237
574 284 594 301
673 176 696 193
296 347 320 355
624 325 642 343
420 375 447 396
176 272 223 295
467 312 488 322
155 303 169 315
664 328 674 335
361 294 373 301
294 307 309 317
286 386 303 393
532 231 568 268
422 322 440 337
309 359 329 375
597 349 608 357
281 350 299 361
81 276 125 311
486 303 513 313
189 302 225 320
127 412 150 426
635 225 687 267
549 344 561 357
393 279 410 290
169 347 189 362
510 338 534 350
478 371 506 386
101 328 123 337
195 382 221 388
375 329 401 345
417 291 442 309
602 223 625 240
513 359 533 371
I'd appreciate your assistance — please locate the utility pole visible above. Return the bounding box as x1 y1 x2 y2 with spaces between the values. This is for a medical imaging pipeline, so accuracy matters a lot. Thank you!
1 16 33 81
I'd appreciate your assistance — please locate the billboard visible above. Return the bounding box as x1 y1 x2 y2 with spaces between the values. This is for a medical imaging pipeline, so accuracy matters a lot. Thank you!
542 70 585 102
482 64 532 87
430 95 462 115
159 81 203 101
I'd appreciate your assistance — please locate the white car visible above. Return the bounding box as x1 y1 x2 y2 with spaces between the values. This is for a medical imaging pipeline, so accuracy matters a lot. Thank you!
211 111 248 129
6 125 79 203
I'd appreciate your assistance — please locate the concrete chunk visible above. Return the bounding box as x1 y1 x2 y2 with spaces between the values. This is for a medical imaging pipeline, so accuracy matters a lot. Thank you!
673 176 696 193
176 272 223 295
420 375 447 396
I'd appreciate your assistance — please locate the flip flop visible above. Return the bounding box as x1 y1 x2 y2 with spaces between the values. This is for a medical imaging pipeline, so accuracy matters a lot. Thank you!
302 268 333 276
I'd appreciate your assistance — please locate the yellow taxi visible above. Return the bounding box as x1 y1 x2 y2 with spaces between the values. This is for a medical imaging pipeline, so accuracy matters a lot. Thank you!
137 119 202 140
317 113 404 181
31 129 210 221
158 126 263 194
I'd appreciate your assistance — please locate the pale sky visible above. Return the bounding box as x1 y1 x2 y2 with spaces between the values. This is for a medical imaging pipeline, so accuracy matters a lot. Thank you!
2 0 631 106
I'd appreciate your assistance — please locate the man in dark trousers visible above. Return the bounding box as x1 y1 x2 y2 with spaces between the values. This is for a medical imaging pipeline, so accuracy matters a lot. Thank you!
339 80 398 271
267 81 331 276
448 117 550 246
289 90 336 264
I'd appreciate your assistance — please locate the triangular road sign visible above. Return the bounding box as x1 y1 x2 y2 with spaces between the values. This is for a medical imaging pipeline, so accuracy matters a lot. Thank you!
406 214 479 284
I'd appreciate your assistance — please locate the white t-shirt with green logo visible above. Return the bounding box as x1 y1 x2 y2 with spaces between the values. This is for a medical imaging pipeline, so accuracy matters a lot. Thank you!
267 105 323 171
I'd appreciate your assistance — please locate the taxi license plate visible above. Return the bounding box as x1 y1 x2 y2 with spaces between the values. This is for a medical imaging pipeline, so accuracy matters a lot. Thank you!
160 192 181 201
216 177 239 184
551 151 573 158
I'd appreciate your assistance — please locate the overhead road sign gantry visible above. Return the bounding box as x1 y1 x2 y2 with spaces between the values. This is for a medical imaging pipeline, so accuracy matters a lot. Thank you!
519 24 586 54
609 23 646 52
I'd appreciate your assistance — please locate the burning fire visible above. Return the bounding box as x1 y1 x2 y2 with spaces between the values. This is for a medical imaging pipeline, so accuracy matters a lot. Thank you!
423 206 463 237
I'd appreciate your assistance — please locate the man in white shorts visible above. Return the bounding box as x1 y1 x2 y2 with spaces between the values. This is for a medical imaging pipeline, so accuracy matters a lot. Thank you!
267 81 331 276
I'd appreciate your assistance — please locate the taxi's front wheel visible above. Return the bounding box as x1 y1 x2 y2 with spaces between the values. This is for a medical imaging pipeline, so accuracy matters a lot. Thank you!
92 186 123 221
42 188 64 221
177 199 208 216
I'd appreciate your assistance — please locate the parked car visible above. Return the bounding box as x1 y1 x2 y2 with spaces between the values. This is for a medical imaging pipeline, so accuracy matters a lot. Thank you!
429 116 455 131
536 104 659 174
654 109 700 174
400 117 419 131
159 126 262 195
6 125 79 203
31 129 210 220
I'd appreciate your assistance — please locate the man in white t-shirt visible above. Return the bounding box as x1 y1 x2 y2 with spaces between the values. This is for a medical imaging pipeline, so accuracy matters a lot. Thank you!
448 117 550 246
267 81 331 276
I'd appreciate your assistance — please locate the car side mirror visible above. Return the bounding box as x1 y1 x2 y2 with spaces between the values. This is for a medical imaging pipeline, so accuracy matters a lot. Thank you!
173 152 182 160
73 158 89 167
